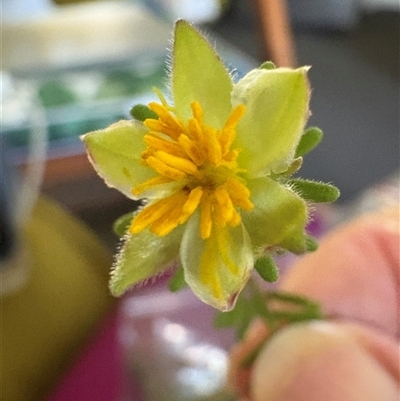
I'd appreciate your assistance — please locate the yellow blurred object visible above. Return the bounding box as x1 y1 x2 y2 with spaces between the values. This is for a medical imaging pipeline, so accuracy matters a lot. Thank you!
1 196 114 401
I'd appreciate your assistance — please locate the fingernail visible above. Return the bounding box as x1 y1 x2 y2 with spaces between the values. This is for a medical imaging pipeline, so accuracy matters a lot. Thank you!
251 321 398 401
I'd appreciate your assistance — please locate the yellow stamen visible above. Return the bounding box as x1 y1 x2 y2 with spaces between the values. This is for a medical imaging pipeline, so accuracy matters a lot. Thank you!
144 119 181 140
223 149 240 163
132 176 172 196
130 191 185 235
154 151 200 177
146 156 187 181
220 105 246 154
180 186 204 223
150 210 182 236
148 103 183 134
143 119 163 132
178 134 206 166
149 193 187 236
203 126 222 166
212 200 226 228
191 101 204 125
228 208 241 227
143 134 187 158
226 178 254 211
129 199 172 234
214 185 235 224
224 104 246 130
187 117 204 143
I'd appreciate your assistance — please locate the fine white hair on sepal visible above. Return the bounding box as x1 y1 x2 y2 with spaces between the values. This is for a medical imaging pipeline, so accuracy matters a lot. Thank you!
284 179 297 194
109 232 130 280
165 40 173 78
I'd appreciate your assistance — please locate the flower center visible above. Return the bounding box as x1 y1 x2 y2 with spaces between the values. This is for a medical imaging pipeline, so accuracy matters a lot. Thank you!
129 98 253 239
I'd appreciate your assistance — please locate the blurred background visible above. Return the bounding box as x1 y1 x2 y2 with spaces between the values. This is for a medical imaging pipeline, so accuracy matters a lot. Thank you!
1 1 399 400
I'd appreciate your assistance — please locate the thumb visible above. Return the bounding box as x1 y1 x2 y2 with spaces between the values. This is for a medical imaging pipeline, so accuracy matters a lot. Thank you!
251 321 399 401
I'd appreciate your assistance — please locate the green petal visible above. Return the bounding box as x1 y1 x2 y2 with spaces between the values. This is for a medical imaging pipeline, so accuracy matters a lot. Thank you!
232 67 310 177
242 177 308 250
172 20 233 128
110 227 183 296
81 120 156 199
180 213 254 311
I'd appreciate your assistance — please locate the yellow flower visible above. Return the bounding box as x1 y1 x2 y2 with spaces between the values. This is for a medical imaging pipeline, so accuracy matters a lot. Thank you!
130 99 252 239
82 20 311 310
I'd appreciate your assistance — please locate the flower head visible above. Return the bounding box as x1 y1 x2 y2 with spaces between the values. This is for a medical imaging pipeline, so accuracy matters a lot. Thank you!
130 99 252 239
82 20 312 310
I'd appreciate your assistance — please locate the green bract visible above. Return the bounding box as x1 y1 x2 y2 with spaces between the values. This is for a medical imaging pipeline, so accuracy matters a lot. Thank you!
81 20 321 311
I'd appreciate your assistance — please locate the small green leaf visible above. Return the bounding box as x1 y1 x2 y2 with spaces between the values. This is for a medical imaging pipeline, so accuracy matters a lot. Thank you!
254 256 279 282
260 61 276 70
305 235 319 252
113 211 138 237
130 104 158 121
288 178 340 203
168 267 187 292
295 126 323 158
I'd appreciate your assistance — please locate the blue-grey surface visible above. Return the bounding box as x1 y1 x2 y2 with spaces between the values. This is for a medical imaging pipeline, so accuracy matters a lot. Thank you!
296 33 399 201
288 0 360 30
